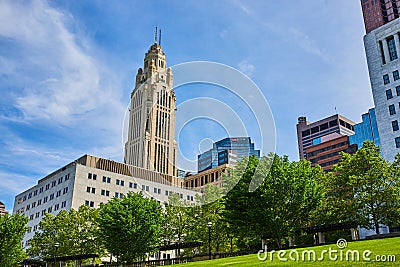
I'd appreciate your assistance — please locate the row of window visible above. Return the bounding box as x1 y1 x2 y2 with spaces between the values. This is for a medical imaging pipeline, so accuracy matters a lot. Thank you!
27 201 67 222
16 187 68 214
383 70 400 85
385 85 400 99
18 174 70 204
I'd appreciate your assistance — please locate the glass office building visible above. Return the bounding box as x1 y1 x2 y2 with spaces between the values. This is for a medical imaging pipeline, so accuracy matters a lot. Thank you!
197 137 260 172
349 108 380 149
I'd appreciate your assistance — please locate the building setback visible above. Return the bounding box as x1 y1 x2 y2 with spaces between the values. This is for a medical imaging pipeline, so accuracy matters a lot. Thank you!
13 154 198 249
362 1 400 161
361 0 400 34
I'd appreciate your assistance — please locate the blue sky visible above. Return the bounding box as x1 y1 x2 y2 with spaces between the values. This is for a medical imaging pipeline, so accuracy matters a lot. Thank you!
0 0 373 211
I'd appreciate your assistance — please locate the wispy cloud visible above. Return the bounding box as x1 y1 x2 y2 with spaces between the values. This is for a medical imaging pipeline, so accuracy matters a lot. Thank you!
0 0 125 124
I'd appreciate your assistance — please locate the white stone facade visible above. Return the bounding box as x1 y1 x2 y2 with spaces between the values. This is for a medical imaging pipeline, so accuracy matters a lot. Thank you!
364 18 400 161
13 155 198 249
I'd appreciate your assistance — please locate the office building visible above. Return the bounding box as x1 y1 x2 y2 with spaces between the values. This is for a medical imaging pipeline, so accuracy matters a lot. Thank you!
296 115 355 159
349 108 381 149
184 164 227 192
197 137 259 172
13 154 198 248
0 201 8 215
124 33 178 176
306 135 357 172
362 1 400 161
361 0 400 34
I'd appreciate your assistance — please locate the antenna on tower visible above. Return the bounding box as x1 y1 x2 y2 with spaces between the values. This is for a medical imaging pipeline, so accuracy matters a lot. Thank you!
154 27 158 43
158 29 162 46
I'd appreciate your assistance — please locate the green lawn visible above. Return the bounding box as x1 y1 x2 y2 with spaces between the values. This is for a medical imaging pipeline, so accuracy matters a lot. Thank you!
176 237 400 266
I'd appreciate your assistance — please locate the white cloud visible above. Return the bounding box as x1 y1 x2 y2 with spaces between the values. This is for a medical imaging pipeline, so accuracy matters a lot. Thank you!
0 0 125 125
238 59 255 77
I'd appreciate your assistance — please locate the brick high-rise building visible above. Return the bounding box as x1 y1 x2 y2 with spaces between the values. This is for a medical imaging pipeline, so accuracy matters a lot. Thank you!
361 0 400 34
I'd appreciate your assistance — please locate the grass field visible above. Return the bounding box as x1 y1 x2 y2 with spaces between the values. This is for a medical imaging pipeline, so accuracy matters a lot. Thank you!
176 237 400 266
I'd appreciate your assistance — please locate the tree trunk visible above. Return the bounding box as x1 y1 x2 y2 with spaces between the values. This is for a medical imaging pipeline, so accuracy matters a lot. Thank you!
374 218 380 235
276 238 282 249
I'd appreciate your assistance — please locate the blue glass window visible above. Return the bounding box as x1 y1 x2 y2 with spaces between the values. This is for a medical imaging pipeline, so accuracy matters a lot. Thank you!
389 104 396 115
393 70 400 81
384 74 390 85
388 37 398 61
386 89 393 100
392 121 399 131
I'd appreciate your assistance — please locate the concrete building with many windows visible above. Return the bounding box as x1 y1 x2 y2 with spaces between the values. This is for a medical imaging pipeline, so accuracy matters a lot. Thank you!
13 154 198 249
362 0 400 161
0 201 8 215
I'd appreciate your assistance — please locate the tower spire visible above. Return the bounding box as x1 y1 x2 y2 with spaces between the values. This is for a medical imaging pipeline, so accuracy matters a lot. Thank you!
159 29 162 46
154 27 158 43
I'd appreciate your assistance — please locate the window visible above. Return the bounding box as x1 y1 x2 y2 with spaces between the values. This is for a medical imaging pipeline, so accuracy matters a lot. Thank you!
35 212 40 218
146 186 149 192
93 174 97 180
394 70 400 81
65 173 70 180
61 201 66 208
107 177 111 183
39 187 44 193
396 137 400 148
142 185 145 190
119 193 124 198
393 121 399 131
33 190 38 196
52 181 56 187
47 207 52 213
388 37 398 61
115 192 119 198
88 173 92 179
45 184 50 190
91 187 95 194
28 192 32 199
26 204 30 211
85 200 90 206
101 189 105 196
54 204 59 211
386 89 393 99
106 190 110 196
154 188 158 193
158 188 161 194
37 199 42 206
86 186 91 193
389 104 396 115
129 182 133 188
396 86 400 96
165 190 169 196
58 177 63 184
102 176 107 182
56 190 61 197
29 214 34 220
49 193 54 200
63 187 68 194
43 196 48 203
41 210 46 216
384 74 390 85
121 180 124 186
32 202 36 208
116 179 120 185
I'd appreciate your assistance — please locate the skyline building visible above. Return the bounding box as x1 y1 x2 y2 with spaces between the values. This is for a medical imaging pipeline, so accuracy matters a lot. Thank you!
0 201 8 215
296 114 355 160
362 0 400 161
197 137 260 172
349 108 381 149
124 34 178 176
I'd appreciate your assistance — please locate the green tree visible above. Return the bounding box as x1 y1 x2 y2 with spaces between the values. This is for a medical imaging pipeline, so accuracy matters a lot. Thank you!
0 213 28 267
28 205 105 262
224 155 324 248
332 141 400 234
98 192 163 263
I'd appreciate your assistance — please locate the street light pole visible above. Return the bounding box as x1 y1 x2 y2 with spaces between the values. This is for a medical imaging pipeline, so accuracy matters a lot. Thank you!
54 242 60 267
207 222 212 260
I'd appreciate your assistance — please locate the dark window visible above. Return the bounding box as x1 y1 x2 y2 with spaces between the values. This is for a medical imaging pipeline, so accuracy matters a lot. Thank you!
86 186 91 193
387 89 393 100
388 37 398 61
93 174 97 180
302 129 310 137
311 126 319 134
393 121 399 131
121 180 124 186
389 104 396 115
396 86 400 96
394 70 400 81
88 173 92 179
329 120 338 127
320 123 329 131
384 74 390 85
396 137 400 148
102 176 106 182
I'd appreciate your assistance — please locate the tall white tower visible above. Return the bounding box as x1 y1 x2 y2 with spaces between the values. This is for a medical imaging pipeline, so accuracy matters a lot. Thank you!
124 32 177 176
